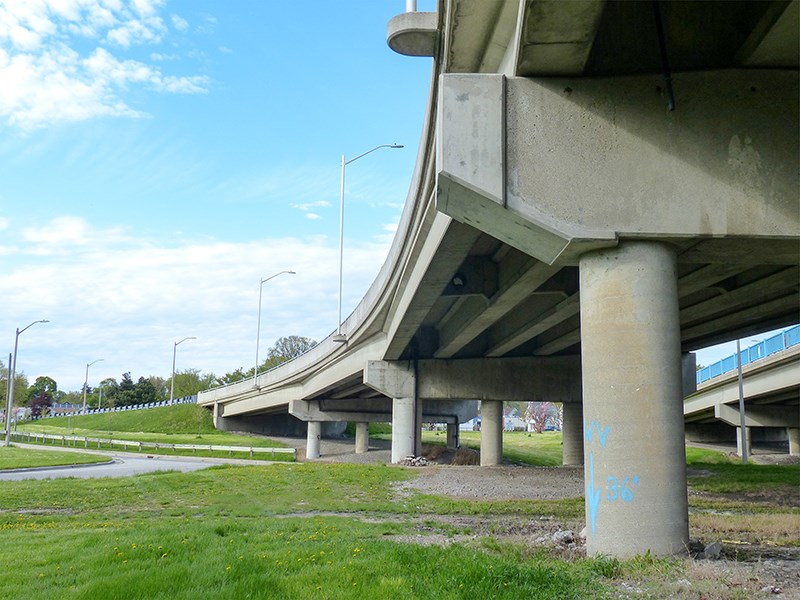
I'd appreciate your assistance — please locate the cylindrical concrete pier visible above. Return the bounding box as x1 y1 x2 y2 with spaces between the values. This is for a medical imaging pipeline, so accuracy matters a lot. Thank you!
480 400 503 466
446 422 459 449
789 428 800 456
306 421 321 459
355 422 369 454
561 402 584 466
579 241 689 557
737 426 752 458
392 397 416 463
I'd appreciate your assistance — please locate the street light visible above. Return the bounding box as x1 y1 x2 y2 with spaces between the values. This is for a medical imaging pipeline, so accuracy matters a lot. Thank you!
735 338 760 464
82 358 104 414
255 270 296 382
334 143 403 343
5 319 49 446
170 336 196 404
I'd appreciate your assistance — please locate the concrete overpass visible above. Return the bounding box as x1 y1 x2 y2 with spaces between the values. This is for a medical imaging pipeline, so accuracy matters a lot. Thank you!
200 1 799 557
685 326 800 455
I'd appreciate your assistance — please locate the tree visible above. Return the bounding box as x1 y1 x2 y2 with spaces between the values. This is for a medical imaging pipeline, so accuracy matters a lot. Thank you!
134 376 160 405
170 369 216 398
524 401 553 433
260 336 317 371
29 391 53 418
27 376 57 407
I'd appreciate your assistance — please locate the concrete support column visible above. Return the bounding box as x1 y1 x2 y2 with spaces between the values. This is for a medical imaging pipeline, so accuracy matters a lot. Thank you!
212 402 220 429
355 422 369 454
392 397 416 462
789 428 800 456
306 421 321 459
446 422 459 449
364 360 418 464
736 426 752 457
480 400 503 466
579 241 688 558
561 402 584 466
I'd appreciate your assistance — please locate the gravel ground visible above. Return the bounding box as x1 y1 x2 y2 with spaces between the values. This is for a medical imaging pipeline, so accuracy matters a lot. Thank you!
265 435 800 597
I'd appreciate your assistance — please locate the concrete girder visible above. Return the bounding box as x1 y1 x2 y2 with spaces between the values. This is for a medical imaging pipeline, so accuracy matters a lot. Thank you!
384 214 484 360
517 0 606 76
735 0 799 68
679 267 799 325
716 403 800 429
681 295 799 349
487 293 580 357
434 260 561 358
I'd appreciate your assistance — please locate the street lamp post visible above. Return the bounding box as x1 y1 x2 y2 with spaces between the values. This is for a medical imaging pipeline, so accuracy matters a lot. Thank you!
82 358 104 414
5 319 49 446
255 270 296 383
334 143 403 343
170 337 196 404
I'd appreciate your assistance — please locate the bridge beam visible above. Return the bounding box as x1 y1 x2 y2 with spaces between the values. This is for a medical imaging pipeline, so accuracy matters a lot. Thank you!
580 241 689 558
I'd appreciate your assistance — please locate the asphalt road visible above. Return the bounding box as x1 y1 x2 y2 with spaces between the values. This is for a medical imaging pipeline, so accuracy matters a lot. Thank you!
0 446 258 481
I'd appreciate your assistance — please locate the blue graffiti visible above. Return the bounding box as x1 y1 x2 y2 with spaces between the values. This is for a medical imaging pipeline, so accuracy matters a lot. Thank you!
586 452 601 535
584 420 611 448
607 475 639 503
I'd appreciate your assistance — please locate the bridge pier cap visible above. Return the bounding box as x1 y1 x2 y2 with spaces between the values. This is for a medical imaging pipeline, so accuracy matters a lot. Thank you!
580 241 689 557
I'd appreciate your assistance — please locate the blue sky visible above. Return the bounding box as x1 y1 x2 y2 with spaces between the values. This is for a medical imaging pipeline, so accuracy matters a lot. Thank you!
0 0 785 392
1 0 435 390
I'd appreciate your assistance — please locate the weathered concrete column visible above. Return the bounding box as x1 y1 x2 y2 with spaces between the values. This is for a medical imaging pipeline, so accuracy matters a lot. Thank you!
306 421 321 459
212 402 220 429
364 361 417 463
446 422 459 449
415 397 424 456
355 422 369 454
392 398 416 461
789 428 800 456
736 426 752 457
480 400 503 466
561 402 584 466
580 241 689 557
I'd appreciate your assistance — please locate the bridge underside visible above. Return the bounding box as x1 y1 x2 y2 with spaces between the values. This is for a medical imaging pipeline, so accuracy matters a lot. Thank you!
201 0 799 559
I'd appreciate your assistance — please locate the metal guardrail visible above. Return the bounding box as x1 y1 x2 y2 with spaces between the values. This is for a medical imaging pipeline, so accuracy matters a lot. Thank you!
38 395 198 419
696 324 800 385
13 431 296 459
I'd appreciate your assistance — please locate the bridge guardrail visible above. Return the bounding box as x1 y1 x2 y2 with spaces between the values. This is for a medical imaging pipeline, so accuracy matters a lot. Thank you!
696 324 800 385
12 431 296 459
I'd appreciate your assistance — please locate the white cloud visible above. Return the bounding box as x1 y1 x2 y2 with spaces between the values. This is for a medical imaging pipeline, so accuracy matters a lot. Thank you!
305 213 321 220
0 216 9 230
291 200 331 212
218 45 232 54
0 0 209 130
1 216 391 390
171 14 188 32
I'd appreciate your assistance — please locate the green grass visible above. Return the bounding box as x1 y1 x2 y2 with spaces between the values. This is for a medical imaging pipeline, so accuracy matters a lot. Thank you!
685 446 734 465
0 446 109 470
687 462 800 494
0 441 796 597
0 463 610 599
19 404 291 460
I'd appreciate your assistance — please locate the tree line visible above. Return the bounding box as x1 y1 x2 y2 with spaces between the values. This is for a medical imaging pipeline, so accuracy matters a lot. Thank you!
1 336 316 417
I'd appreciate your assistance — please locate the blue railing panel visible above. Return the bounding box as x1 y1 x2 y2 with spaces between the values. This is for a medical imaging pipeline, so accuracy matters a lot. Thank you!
695 324 799 385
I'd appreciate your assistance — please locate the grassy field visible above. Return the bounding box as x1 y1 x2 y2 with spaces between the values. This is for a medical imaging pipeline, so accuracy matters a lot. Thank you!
15 404 293 461
0 446 109 470
2 407 798 598
0 459 796 599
